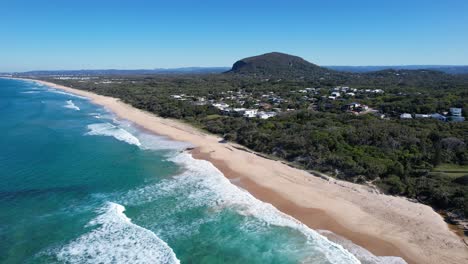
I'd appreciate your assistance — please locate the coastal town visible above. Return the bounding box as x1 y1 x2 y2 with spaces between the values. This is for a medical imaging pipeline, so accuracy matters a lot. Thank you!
21 74 464 122
168 84 464 122
6 73 464 123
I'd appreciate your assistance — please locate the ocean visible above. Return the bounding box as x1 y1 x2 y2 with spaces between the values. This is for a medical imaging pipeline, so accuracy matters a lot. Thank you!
0 78 361 263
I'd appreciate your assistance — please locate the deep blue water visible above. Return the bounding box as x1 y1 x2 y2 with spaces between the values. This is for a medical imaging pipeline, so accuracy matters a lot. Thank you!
0 78 360 264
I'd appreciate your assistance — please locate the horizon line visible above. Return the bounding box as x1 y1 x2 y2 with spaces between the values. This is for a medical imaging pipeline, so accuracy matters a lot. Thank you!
2 64 468 73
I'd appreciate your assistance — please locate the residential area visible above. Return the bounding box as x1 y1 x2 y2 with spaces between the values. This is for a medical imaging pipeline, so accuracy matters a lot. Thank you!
170 85 464 122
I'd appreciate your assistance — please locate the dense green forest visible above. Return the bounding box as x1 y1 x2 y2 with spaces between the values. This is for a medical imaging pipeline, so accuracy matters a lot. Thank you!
33 67 468 222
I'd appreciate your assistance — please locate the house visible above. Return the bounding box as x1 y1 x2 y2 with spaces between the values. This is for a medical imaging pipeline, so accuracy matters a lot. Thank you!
400 113 412 119
449 108 464 122
450 107 465 122
450 108 462 117
415 114 431 118
257 111 277 119
213 103 230 110
346 92 356 97
431 113 447 121
345 102 361 111
243 109 258 118
359 105 369 111
232 108 247 115
331 92 341 97
344 102 369 112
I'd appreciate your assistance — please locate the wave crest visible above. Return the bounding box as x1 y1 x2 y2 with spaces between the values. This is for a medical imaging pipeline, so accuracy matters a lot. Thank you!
85 123 141 147
64 100 80 111
121 153 361 264
57 202 180 264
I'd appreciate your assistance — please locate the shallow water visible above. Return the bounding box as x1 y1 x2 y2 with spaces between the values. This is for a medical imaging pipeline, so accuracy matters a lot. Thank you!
0 78 360 263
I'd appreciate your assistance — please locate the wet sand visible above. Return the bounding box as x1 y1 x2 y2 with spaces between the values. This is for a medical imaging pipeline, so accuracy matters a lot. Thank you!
191 148 412 263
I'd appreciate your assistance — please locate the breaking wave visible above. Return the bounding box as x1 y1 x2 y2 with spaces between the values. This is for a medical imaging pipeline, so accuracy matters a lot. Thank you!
64 100 80 111
85 119 191 151
120 152 361 264
56 202 180 264
85 123 142 147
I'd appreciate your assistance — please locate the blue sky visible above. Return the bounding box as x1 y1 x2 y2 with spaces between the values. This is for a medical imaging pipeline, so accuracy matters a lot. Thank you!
1 0 467 71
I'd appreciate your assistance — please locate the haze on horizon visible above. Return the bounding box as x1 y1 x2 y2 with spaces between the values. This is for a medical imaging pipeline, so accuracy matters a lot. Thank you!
1 0 467 72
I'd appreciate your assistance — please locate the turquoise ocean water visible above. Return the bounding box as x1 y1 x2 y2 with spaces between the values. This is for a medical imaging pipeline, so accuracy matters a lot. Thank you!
0 78 362 264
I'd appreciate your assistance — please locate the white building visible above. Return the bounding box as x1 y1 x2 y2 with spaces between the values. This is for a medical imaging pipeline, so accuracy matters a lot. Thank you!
450 108 462 117
243 109 258 118
415 114 431 118
213 103 230 110
400 113 412 119
232 108 246 114
257 111 277 119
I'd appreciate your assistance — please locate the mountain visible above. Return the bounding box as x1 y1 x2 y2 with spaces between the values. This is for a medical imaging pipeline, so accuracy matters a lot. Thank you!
326 65 468 74
225 52 333 78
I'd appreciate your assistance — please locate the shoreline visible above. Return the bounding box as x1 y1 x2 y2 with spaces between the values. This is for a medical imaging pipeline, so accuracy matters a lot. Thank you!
190 148 410 262
11 77 468 264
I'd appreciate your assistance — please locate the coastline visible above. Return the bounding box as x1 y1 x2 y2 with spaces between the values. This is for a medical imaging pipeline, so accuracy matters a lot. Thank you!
13 77 468 264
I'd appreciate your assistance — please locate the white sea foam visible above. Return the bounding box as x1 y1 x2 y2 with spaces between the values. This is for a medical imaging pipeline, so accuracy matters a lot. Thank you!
80 107 192 152
85 123 142 147
88 112 102 119
136 131 192 152
21 90 40 94
73 92 386 263
97 118 192 151
121 152 361 264
57 202 180 264
318 230 407 264
64 100 80 111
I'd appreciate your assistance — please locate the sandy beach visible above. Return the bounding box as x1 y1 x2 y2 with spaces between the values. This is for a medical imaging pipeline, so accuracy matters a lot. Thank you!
23 78 468 264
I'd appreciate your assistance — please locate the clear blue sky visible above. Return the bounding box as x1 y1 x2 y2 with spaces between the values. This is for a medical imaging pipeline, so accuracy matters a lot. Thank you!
1 0 467 71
